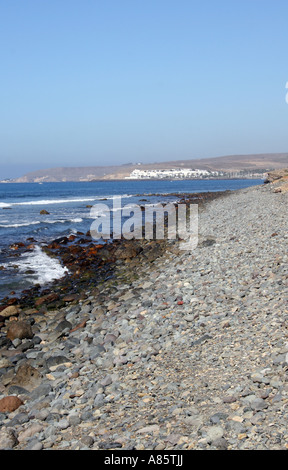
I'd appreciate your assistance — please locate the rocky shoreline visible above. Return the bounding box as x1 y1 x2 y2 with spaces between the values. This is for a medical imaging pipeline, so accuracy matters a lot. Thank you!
0 190 228 311
0 180 288 450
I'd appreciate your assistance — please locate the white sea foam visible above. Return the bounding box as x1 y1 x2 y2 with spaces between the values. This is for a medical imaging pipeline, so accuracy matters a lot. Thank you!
7 197 97 206
15 245 68 285
69 218 83 223
3 195 133 206
42 217 83 224
0 221 41 228
0 218 83 228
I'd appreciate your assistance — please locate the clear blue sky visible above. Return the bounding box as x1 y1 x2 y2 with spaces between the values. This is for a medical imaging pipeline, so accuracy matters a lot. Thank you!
1 0 288 178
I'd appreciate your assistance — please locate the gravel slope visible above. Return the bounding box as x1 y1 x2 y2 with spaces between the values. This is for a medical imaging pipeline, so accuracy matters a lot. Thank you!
0 179 288 450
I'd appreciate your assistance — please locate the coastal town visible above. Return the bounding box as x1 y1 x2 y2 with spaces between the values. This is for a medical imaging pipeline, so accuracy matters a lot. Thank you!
124 167 267 180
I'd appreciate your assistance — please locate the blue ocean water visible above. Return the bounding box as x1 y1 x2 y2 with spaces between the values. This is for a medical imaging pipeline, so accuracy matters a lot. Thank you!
0 179 262 298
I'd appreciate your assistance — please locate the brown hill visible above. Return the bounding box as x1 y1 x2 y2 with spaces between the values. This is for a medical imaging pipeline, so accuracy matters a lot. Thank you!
12 153 288 182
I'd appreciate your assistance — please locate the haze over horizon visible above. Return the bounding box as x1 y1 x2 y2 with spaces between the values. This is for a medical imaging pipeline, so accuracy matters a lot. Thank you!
1 0 288 179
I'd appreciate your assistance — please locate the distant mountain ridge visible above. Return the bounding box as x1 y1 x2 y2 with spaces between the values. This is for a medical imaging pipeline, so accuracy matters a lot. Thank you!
7 153 288 182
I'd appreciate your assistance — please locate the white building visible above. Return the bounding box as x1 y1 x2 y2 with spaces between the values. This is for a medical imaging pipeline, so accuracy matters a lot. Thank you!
125 168 218 179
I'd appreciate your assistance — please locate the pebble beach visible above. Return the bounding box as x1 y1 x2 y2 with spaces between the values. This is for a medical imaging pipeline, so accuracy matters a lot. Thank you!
0 175 288 451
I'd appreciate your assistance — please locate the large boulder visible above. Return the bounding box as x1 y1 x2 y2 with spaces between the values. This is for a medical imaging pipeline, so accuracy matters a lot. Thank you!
10 363 42 392
0 396 23 413
0 428 18 449
0 305 20 318
6 321 33 341
34 293 59 307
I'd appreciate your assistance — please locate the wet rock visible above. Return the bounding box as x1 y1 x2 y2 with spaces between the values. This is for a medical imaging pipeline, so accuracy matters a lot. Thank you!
0 305 20 318
10 243 25 250
34 293 59 307
63 294 78 302
114 243 142 259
